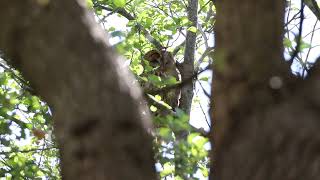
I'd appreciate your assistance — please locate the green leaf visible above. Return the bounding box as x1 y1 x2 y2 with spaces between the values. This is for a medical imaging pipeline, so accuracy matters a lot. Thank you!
212 4 217 12
140 76 148 82
181 17 189 25
163 76 178 85
110 31 125 38
299 40 311 51
113 0 126 7
174 176 184 180
31 96 41 110
150 105 157 112
0 138 10 146
148 94 172 110
158 127 172 139
199 76 209 81
0 122 11 134
26 123 33 129
193 136 208 148
160 162 175 176
9 98 19 105
0 107 9 118
155 95 162 101
109 27 116 32
131 64 144 75
148 74 162 86
199 164 209 177
145 18 153 28
283 37 292 48
187 133 200 144
187 26 197 33
86 0 93 8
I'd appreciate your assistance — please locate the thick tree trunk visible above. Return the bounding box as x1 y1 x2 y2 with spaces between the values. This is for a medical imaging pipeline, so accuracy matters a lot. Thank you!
0 1 156 179
211 0 320 179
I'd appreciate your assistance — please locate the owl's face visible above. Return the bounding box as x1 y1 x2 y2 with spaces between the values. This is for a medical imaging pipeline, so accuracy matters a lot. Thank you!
144 50 161 68
144 49 175 73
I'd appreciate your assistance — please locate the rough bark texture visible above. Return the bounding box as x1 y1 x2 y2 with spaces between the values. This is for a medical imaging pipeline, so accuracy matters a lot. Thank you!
173 1 199 178
0 1 156 179
179 0 198 115
211 0 320 179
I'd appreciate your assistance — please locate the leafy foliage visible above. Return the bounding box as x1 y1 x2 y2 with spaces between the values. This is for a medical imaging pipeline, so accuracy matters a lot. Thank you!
0 63 59 179
91 0 214 178
1 0 318 179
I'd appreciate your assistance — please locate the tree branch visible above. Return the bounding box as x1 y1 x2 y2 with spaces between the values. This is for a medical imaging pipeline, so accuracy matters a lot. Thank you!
145 65 211 96
288 0 305 65
0 147 58 155
179 0 199 115
94 4 164 49
305 0 320 20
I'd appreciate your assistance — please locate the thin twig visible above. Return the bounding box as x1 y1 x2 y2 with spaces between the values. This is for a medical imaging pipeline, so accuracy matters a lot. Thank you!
0 147 58 155
303 20 318 76
0 62 32 92
145 64 211 94
288 0 305 64
94 4 163 49
197 79 211 98
194 81 211 128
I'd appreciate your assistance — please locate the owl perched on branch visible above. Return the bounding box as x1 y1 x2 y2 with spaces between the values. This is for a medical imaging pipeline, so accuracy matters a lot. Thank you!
143 49 180 113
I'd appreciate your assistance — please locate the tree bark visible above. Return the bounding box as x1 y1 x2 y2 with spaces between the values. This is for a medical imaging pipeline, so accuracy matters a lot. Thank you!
0 1 156 179
211 0 320 179
179 0 198 116
173 1 199 178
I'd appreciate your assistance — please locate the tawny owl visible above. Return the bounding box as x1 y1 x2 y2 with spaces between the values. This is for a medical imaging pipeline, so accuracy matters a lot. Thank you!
143 49 180 112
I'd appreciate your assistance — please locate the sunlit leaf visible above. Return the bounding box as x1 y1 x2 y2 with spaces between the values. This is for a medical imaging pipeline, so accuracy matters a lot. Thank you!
86 0 93 8
199 76 209 81
150 105 157 112
283 37 292 48
160 162 175 176
158 127 172 139
113 0 126 7
187 26 197 33
130 64 144 75
299 40 311 51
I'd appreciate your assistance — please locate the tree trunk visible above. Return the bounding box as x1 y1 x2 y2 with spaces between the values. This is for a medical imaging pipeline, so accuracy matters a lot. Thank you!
0 1 156 179
211 0 320 179
174 1 199 178
179 0 198 116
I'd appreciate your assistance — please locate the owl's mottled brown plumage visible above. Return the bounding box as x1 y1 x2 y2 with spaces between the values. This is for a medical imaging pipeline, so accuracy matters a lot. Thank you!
143 49 180 113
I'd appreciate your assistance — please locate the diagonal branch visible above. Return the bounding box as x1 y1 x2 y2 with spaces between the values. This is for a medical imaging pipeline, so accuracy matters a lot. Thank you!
94 4 164 49
305 0 320 20
195 47 214 73
0 147 58 155
145 65 211 96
